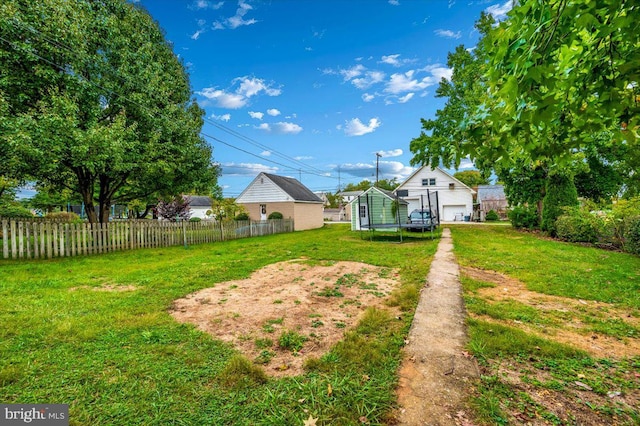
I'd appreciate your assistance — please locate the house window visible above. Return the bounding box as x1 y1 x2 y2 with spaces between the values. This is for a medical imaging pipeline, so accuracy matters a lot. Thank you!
359 206 367 218
422 178 436 186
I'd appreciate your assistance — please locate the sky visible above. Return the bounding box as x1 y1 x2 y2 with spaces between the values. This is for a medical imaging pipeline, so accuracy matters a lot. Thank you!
131 0 512 198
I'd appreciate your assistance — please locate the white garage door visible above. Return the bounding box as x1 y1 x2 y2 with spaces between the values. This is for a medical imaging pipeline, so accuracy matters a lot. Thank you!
442 205 466 221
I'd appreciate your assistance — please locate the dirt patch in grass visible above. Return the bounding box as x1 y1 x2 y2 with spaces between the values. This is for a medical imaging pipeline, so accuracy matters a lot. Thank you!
462 266 640 358
170 259 400 377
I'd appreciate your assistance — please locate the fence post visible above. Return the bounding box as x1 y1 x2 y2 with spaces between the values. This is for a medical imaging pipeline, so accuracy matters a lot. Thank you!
182 221 188 248
2 220 8 259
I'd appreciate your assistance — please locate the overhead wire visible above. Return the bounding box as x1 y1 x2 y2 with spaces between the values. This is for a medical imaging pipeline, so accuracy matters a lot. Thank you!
3 17 339 181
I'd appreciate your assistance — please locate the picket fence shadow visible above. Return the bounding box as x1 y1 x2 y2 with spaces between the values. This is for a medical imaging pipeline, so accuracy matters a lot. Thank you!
1 218 294 260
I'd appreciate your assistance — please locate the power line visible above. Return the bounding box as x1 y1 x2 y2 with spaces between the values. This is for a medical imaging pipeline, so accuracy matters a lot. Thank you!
5 17 336 180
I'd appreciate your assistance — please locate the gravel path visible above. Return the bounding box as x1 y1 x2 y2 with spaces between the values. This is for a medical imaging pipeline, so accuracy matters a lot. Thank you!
396 228 479 425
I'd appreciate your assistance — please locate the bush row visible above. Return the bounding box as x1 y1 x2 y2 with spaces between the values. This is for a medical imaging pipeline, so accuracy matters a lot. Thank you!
508 198 640 254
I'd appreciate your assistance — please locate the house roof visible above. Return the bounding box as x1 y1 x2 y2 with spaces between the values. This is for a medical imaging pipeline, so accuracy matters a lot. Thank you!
338 190 364 197
263 173 323 203
188 195 212 207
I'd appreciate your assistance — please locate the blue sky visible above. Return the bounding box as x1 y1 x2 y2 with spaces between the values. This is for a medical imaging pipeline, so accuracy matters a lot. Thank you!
134 0 512 197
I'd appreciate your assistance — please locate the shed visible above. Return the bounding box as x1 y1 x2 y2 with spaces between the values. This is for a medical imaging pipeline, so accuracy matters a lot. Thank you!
236 172 324 231
350 187 409 231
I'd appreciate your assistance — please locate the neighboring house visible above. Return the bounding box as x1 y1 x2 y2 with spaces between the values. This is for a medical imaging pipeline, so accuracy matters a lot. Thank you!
313 191 330 206
323 208 345 222
188 195 213 220
236 172 324 231
477 185 508 218
337 190 364 222
395 166 476 222
349 187 409 231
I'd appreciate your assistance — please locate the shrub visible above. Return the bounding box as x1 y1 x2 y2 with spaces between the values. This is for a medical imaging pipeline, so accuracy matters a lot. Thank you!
624 216 640 255
155 195 191 221
0 204 34 219
541 173 578 235
44 211 81 223
267 211 283 220
485 210 499 221
234 212 249 221
507 205 539 229
555 207 602 243
189 217 201 222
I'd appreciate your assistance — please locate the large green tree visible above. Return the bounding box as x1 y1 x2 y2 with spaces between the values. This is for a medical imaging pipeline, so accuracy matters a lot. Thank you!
411 1 639 214
0 0 218 223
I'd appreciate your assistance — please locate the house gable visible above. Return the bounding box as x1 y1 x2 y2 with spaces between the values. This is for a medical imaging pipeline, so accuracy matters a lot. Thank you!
396 166 475 196
236 173 323 204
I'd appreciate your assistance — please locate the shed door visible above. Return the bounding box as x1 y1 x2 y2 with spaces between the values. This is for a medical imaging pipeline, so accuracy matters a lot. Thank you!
442 205 466 221
359 204 369 227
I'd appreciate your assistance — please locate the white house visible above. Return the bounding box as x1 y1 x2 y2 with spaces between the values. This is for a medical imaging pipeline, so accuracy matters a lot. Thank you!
236 172 324 231
188 195 213 220
395 166 476 222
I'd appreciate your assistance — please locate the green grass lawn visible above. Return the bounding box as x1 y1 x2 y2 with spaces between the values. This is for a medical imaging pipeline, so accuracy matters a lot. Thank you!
0 225 439 425
451 224 640 425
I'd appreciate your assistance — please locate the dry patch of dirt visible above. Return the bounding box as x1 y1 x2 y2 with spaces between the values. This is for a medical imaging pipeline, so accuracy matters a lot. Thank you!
462 266 640 358
170 259 400 377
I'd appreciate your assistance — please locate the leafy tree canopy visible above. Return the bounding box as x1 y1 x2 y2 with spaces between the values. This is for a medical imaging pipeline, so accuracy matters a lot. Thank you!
410 1 639 205
0 0 219 223
341 178 399 192
453 170 489 188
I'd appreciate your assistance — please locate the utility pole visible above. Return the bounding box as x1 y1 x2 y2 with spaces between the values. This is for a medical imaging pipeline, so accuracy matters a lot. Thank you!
375 152 382 187
337 165 341 192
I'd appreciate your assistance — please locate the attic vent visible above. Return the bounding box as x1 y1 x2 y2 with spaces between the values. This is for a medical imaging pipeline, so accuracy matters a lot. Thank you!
260 178 264 184
449 183 455 190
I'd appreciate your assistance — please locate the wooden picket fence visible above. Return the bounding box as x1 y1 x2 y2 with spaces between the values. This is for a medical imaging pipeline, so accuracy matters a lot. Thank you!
0 218 294 260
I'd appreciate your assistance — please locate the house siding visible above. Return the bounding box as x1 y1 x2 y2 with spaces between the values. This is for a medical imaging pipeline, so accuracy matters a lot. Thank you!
236 177 290 203
242 202 322 231
396 166 474 221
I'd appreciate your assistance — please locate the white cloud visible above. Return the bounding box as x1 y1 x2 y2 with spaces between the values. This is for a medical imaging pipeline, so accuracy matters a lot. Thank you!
378 161 414 179
273 122 303 134
266 108 281 116
351 70 386 89
212 0 258 30
248 111 264 120
221 162 278 176
486 1 513 20
381 54 402 67
379 54 416 67
424 64 453 81
398 93 414 103
255 123 271 131
340 64 366 81
377 149 403 157
362 93 375 102
343 118 381 136
434 29 462 39
385 70 435 94
261 150 271 156
388 0 400 5
458 158 475 170
190 0 224 10
190 29 205 40
295 155 313 161
339 161 412 180
198 88 247 108
197 76 281 109
210 113 231 121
